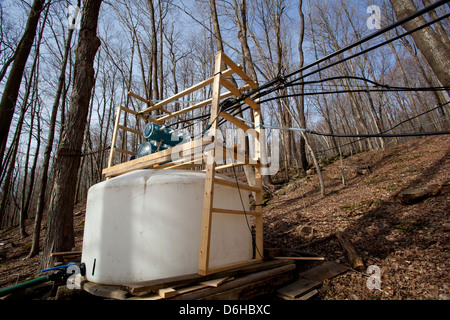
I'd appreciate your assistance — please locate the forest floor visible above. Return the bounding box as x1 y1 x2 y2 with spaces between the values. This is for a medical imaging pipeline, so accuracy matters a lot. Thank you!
0 135 449 300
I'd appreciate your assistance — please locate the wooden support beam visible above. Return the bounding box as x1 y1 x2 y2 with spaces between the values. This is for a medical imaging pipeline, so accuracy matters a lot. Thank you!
212 162 245 172
115 148 136 156
199 51 223 276
252 96 264 261
50 251 82 257
221 52 259 89
140 67 236 115
128 92 191 125
118 125 143 136
201 259 263 276
157 91 233 123
102 136 213 178
119 104 151 122
214 177 261 193
128 91 153 105
212 207 261 216
219 111 258 138
220 78 260 110
107 105 122 169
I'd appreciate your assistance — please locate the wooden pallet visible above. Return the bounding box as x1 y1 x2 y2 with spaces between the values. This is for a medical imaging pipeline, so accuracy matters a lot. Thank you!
81 260 296 300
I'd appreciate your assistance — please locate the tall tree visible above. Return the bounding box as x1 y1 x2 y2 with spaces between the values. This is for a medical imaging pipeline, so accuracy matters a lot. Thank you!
0 0 46 172
390 0 450 86
29 0 80 258
296 0 308 175
41 0 103 268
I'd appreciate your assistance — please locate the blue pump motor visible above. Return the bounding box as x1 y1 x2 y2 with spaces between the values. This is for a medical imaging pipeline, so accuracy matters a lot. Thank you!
136 140 170 158
136 141 153 158
143 123 185 147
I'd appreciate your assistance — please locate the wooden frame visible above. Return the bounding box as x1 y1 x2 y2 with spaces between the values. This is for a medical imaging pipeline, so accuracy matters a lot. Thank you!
103 50 264 276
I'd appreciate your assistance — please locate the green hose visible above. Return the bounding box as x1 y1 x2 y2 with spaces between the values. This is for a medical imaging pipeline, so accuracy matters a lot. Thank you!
0 275 50 298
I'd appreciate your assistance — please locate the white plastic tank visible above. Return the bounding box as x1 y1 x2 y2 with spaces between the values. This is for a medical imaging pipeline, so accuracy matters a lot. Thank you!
81 169 253 285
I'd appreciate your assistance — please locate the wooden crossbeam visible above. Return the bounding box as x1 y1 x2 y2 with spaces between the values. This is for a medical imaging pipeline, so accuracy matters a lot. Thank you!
220 78 260 111
118 125 143 136
214 177 261 193
156 84 252 123
219 111 258 138
115 148 135 156
212 207 261 216
140 67 236 115
103 136 213 178
221 52 259 89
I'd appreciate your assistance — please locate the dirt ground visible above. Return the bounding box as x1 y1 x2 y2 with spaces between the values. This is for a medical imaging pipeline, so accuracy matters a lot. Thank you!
263 135 449 300
0 135 449 300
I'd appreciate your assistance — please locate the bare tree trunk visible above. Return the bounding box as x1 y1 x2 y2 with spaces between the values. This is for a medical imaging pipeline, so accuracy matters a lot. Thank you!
41 0 102 268
28 1 79 257
234 0 272 186
390 0 450 86
0 0 46 172
20 100 41 238
149 0 159 102
296 0 308 175
0 6 47 227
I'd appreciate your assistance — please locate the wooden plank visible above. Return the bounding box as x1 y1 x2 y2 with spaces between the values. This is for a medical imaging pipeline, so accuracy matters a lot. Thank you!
253 104 264 260
204 259 262 276
221 52 259 89
50 251 82 257
171 263 296 300
118 125 143 136
276 278 322 300
139 67 236 114
119 105 139 115
120 104 151 122
162 163 203 170
298 289 319 300
82 281 129 300
159 153 205 169
102 136 213 178
157 287 178 299
212 207 261 216
127 293 163 300
198 276 232 287
114 148 135 156
213 162 245 171
122 259 294 295
299 261 350 282
214 177 261 193
219 111 258 138
201 271 294 300
107 106 122 168
273 256 325 261
220 78 260 110
128 91 152 105
173 284 209 295
198 51 223 276
156 91 236 123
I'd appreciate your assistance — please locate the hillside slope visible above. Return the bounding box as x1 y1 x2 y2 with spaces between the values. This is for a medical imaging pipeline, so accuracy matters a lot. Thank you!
263 135 449 299
0 136 448 300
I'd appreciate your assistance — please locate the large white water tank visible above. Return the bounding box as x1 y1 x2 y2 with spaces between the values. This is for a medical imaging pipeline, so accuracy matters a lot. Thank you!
81 169 253 285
